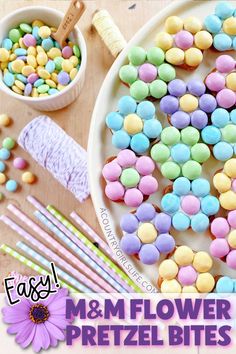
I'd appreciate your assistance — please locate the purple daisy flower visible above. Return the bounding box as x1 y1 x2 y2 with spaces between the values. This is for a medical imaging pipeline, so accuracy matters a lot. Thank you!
2 286 72 352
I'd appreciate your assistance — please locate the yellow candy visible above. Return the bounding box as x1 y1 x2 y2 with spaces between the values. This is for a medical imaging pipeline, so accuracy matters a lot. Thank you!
57 84 66 91
19 37 27 49
183 16 202 34
38 68 50 80
224 158 236 178
50 27 57 33
32 20 44 27
193 252 213 273
174 246 194 266
61 59 74 73
39 93 49 97
46 79 56 88
11 59 25 73
28 46 37 56
36 65 44 73
165 16 183 34
165 47 184 65
219 190 236 210
48 48 62 59
226 73 236 91
228 230 236 248
69 56 79 67
36 46 45 54
194 30 213 50
27 55 37 68
0 173 6 184
22 65 35 76
15 80 25 91
123 114 143 134
38 26 51 39
161 279 182 293
137 223 157 243
32 87 39 97
22 171 36 184
1 62 8 70
12 43 19 51
185 48 203 67
155 32 173 51
70 68 78 80
179 94 198 112
182 286 198 293
51 72 58 83
0 48 10 62
68 41 74 48
0 114 11 126
9 53 17 61
159 259 178 280
37 52 48 66
213 172 231 193
12 85 23 95
196 273 215 293
223 16 236 35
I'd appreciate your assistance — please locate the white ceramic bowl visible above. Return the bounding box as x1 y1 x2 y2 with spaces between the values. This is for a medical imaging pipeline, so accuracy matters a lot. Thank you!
0 6 87 111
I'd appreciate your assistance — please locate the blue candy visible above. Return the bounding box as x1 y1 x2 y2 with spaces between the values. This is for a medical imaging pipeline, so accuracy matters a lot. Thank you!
215 1 234 19
171 143 190 164
161 193 180 214
201 195 220 216
213 141 233 161
0 161 6 172
0 148 10 160
204 14 222 33
201 126 221 144
3 72 15 87
216 276 234 293
54 41 61 49
172 212 190 231
230 109 236 124
2 38 13 50
45 60 56 73
118 96 137 115
14 48 27 56
143 119 162 139
48 88 59 95
6 180 18 192
136 101 155 120
191 213 209 232
16 74 27 84
211 108 230 128
32 26 40 40
106 112 123 131
191 178 210 197
42 37 54 51
34 79 45 87
130 133 150 154
8 62 13 73
214 33 232 51
173 177 191 196
112 130 130 149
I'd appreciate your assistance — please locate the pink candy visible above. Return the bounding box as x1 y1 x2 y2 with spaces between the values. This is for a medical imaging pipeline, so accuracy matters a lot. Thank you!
124 188 143 207
13 157 27 170
216 88 236 109
210 238 230 258
62 46 73 59
139 175 158 195
181 195 200 215
226 250 236 269
117 149 137 167
210 217 230 238
205 72 225 92
228 210 236 228
216 55 235 73
102 161 122 181
28 73 39 84
178 265 197 286
136 156 155 175
138 63 157 83
175 30 194 50
105 181 124 201
23 34 36 47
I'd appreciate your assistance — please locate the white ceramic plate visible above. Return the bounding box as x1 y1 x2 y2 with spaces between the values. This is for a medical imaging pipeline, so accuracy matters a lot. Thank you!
88 0 236 293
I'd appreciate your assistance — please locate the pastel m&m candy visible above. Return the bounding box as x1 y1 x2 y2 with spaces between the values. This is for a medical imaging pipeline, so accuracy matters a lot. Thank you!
22 171 36 184
6 179 18 192
13 157 27 170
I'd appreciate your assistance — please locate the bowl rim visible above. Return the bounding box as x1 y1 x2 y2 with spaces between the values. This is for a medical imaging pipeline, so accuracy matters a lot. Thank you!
0 5 87 103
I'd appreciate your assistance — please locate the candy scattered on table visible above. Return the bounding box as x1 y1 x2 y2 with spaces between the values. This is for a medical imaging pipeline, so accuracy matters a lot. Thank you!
2 137 16 150
0 161 6 172
120 203 175 265
0 113 11 126
0 147 11 160
119 46 176 100
102 150 158 207
161 177 219 232
216 276 236 293
21 171 36 184
6 179 18 192
13 157 27 170
0 20 81 97
0 172 7 184
106 96 162 154
151 126 210 180
158 246 214 293
210 210 236 270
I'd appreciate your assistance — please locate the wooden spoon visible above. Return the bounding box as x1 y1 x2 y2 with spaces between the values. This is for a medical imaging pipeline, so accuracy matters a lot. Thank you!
51 0 86 48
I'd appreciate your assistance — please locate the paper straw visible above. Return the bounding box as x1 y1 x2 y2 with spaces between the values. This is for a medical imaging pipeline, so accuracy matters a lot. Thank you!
35 210 125 293
48 206 142 293
0 244 76 292
70 211 117 263
5 205 107 293
1 213 91 293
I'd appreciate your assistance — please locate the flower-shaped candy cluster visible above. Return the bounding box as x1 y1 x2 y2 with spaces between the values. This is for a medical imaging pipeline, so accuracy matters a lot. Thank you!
160 79 217 129
201 108 236 161
216 276 236 293
204 1 236 51
102 150 158 207
155 16 212 68
106 96 162 154
158 246 215 293
213 158 236 210
119 46 176 101
151 126 210 180
161 177 220 232
120 203 175 265
205 55 236 109
210 210 236 270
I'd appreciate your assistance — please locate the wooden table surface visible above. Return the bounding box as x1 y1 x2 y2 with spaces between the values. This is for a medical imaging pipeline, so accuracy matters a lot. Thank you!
0 0 171 291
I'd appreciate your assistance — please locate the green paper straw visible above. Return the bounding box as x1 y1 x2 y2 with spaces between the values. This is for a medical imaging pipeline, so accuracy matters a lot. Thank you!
0 244 77 292
47 205 142 293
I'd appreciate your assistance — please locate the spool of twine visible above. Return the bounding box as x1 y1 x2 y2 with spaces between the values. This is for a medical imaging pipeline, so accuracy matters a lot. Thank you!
92 9 127 57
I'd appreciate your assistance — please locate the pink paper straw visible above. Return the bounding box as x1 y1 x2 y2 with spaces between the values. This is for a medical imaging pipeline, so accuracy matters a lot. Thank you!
5 204 108 293
70 211 117 263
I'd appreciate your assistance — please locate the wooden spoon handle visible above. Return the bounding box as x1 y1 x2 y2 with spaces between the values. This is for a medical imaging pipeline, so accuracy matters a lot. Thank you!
52 0 86 47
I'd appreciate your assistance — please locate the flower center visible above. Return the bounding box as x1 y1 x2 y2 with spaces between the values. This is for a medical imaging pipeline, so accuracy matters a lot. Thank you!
29 304 50 324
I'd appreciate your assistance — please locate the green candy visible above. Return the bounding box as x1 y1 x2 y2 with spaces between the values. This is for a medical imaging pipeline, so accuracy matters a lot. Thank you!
191 143 210 163
54 57 63 71
158 63 176 82
161 161 181 180
147 47 165 66
37 84 50 94
8 28 21 43
2 137 16 150
182 160 202 180
151 143 170 163
19 23 32 33
128 46 146 66
73 45 81 58
221 124 236 143
181 127 200 146
120 168 140 187
161 127 181 146
149 79 167 99
130 80 149 101
119 65 138 85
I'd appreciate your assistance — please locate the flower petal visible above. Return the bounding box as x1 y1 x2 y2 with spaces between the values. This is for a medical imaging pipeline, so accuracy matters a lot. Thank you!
20 324 36 349
48 315 70 329
48 331 58 348
32 324 50 352
47 298 67 313
44 288 68 307
44 321 65 341
15 321 35 344
2 307 29 323
7 319 30 334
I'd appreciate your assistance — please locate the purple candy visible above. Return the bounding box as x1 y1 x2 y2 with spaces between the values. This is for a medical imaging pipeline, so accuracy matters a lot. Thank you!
187 80 206 96
138 63 157 83
160 95 179 114
120 234 141 255
136 203 156 221
24 83 32 96
199 94 217 113
62 46 73 59
28 73 39 84
170 111 190 129
23 34 36 47
139 244 160 265
57 71 70 85
17 55 27 61
168 79 187 97
154 212 171 233
191 110 208 129
120 213 139 233
155 233 175 254
175 30 194 50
